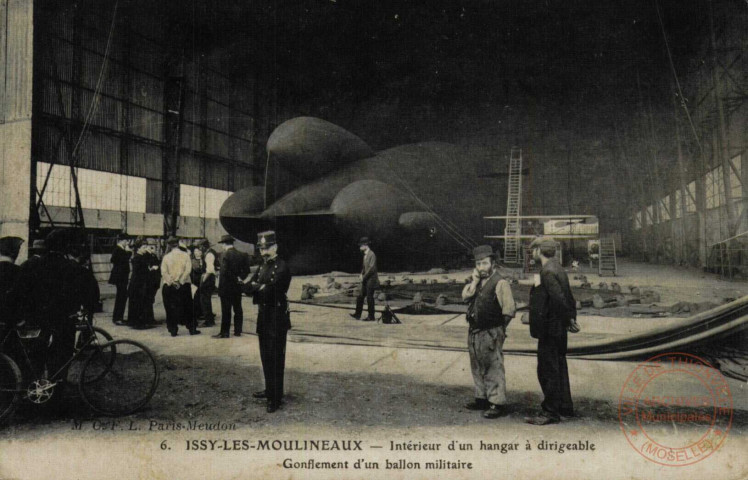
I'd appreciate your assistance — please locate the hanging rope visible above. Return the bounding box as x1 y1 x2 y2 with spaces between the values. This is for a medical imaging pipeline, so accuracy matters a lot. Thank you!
653 0 705 162
383 163 478 250
71 0 119 159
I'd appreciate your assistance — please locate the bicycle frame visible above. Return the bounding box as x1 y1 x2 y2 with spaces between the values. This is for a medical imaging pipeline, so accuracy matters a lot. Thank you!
0 318 107 389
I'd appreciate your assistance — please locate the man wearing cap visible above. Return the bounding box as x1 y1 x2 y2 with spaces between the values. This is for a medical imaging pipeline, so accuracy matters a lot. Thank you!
461 245 516 419
198 239 218 327
525 237 578 425
350 237 380 321
213 234 249 338
244 231 292 413
161 236 200 336
109 234 131 326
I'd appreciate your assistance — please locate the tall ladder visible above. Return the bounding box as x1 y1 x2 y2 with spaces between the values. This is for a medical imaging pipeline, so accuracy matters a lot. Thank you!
599 236 617 276
503 147 523 265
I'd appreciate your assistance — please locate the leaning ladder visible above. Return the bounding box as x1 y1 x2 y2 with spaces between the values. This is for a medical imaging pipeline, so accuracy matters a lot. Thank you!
503 147 523 265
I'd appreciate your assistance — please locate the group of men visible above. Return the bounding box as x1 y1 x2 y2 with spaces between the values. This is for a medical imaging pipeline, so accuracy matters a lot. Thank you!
462 238 579 425
2 225 577 422
109 230 293 413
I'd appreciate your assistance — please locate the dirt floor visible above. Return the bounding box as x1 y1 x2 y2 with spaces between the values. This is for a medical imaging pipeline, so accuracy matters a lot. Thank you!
1 258 747 480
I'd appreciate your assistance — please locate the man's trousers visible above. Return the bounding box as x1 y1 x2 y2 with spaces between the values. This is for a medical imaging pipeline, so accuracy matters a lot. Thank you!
219 293 243 335
536 332 573 419
468 326 507 406
258 330 288 405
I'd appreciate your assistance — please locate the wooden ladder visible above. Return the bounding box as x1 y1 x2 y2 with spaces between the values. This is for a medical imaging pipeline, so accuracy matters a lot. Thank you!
503 147 523 265
598 236 617 276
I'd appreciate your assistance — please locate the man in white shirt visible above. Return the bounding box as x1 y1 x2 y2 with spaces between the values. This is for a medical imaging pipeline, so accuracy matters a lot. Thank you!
161 236 200 337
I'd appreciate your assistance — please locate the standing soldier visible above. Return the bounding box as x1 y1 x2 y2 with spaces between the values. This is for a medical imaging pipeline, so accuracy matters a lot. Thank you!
109 233 131 326
525 237 579 425
461 245 516 419
213 235 249 338
245 231 292 413
349 237 379 321
161 236 200 337
198 239 218 327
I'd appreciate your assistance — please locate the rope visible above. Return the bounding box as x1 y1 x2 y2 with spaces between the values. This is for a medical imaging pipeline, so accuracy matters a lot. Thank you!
384 163 478 250
653 0 706 162
71 0 119 159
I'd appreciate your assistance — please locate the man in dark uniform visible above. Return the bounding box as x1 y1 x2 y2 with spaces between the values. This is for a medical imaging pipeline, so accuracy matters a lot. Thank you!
526 237 580 425
12 229 95 381
213 235 249 338
109 234 131 326
245 231 292 413
350 237 380 321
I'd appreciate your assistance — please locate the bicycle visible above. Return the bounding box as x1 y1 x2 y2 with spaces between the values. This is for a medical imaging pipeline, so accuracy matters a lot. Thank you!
0 311 159 423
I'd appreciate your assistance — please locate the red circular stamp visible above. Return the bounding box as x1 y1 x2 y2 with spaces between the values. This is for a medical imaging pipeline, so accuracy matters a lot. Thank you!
618 352 733 467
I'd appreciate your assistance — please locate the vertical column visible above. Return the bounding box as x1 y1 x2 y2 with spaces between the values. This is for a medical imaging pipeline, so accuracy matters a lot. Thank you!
0 0 33 260
162 68 184 238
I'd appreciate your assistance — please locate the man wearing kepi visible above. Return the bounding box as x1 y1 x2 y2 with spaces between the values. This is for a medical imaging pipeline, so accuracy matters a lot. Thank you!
350 237 379 322
245 231 292 413
461 245 516 419
525 237 579 425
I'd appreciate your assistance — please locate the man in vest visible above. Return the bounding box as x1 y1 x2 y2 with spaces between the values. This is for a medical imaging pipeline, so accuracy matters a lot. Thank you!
198 239 218 327
350 237 379 321
461 245 516 419
245 231 292 413
526 237 578 425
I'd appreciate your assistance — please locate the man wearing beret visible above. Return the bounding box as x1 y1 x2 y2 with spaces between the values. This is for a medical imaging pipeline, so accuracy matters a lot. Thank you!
461 245 516 419
525 237 579 425
349 237 380 322
244 231 292 413
213 234 250 338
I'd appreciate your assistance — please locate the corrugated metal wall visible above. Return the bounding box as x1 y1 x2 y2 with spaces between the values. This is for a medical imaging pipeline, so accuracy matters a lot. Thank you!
33 0 267 232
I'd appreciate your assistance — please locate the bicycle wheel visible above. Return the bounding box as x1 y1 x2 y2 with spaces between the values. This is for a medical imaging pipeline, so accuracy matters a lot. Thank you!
78 340 159 416
69 327 116 385
75 326 113 351
0 353 23 424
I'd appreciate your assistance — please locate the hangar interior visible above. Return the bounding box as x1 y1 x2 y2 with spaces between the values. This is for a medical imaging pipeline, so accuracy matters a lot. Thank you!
0 0 745 276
